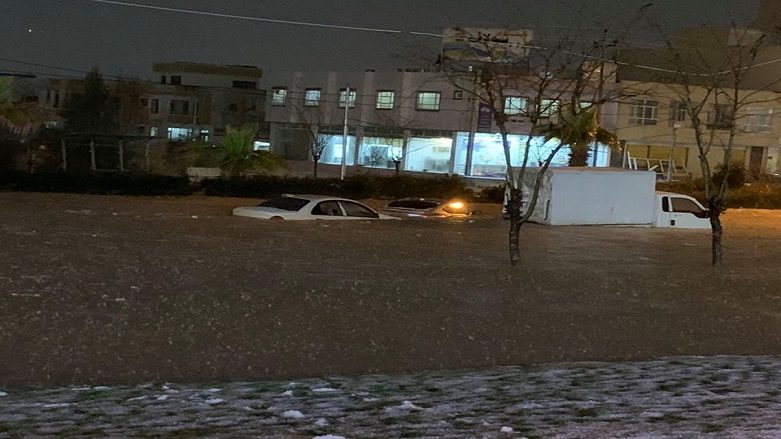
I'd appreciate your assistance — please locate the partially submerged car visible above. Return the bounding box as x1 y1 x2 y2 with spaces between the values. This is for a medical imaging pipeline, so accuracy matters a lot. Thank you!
232 194 399 221
382 197 472 219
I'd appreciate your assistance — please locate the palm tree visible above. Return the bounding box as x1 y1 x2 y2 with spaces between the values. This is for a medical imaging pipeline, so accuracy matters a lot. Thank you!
545 106 617 167
0 78 31 129
218 125 285 178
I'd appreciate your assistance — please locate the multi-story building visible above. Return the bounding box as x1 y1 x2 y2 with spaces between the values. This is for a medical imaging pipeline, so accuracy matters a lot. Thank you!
262 68 615 180
13 62 266 143
146 62 265 142
616 26 781 178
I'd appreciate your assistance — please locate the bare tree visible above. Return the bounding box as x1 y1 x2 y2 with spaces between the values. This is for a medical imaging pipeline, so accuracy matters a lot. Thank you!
442 28 621 265
290 95 333 178
621 25 778 265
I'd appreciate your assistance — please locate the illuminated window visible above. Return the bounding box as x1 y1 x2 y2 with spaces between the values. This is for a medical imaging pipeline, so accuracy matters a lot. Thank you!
416 92 441 111
629 99 658 125
338 88 357 108
503 97 527 115
376 90 395 109
304 88 321 107
166 127 193 141
271 87 287 106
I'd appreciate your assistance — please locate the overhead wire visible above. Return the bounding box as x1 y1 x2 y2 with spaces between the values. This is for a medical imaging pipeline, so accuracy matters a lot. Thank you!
89 0 443 37
81 0 781 77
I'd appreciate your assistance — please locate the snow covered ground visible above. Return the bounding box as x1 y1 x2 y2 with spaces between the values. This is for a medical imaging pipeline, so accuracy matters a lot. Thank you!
1 355 780 438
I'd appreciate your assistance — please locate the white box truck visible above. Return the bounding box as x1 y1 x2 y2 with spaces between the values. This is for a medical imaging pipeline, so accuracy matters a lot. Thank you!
505 168 710 229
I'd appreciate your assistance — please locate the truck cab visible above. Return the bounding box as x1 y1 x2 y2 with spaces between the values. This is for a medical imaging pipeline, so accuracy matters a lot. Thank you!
654 192 710 229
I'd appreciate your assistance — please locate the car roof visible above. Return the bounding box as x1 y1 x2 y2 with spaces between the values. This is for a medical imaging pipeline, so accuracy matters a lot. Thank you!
281 194 365 203
389 197 444 203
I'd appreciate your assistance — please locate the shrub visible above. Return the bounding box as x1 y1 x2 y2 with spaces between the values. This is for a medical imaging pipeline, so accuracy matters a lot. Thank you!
712 162 747 188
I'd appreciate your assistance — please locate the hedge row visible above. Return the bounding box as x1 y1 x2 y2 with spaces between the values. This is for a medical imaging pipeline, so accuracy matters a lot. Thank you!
202 174 473 199
657 181 781 209
0 171 192 196
0 171 477 200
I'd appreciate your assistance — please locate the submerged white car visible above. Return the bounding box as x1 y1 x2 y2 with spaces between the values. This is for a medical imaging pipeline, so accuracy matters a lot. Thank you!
382 198 473 218
232 194 399 221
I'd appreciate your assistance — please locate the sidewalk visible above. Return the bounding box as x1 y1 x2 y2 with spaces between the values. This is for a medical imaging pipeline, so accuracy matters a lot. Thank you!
1 356 780 438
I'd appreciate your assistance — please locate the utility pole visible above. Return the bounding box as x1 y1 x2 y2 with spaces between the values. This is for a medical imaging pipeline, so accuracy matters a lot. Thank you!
340 85 350 180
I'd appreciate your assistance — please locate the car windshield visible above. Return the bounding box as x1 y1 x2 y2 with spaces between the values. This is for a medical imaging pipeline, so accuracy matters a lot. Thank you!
257 197 309 211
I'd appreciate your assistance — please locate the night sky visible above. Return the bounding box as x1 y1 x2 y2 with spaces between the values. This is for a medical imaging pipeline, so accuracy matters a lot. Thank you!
0 0 761 81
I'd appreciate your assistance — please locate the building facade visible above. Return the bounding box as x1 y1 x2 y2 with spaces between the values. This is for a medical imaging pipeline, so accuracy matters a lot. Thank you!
262 68 615 181
147 62 265 142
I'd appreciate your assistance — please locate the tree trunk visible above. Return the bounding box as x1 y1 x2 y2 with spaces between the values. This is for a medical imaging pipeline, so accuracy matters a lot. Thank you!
508 187 523 265
709 211 723 266
568 142 589 167
313 160 318 179
394 161 401 176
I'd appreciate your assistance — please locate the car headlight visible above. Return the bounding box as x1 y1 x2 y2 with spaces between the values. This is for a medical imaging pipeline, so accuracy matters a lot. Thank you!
443 200 470 214
448 201 465 210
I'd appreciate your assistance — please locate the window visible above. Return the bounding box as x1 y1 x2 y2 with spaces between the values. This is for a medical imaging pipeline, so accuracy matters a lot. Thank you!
150 98 159 114
140 98 148 106
149 126 158 137
304 88 321 107
670 101 687 125
340 201 379 218
166 127 193 141
539 98 559 118
258 197 309 211
232 80 256 89
170 100 190 115
359 137 403 168
228 103 238 112
710 104 734 129
744 109 772 133
629 99 658 125
338 88 357 108
199 129 210 142
160 75 166 84
416 92 441 111
271 87 287 106
453 90 463 100
376 90 395 109
312 201 343 216
504 97 527 116
170 75 182 85
670 197 709 218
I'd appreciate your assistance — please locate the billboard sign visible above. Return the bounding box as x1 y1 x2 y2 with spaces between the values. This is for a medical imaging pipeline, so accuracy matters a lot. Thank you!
441 28 533 65
477 102 494 131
